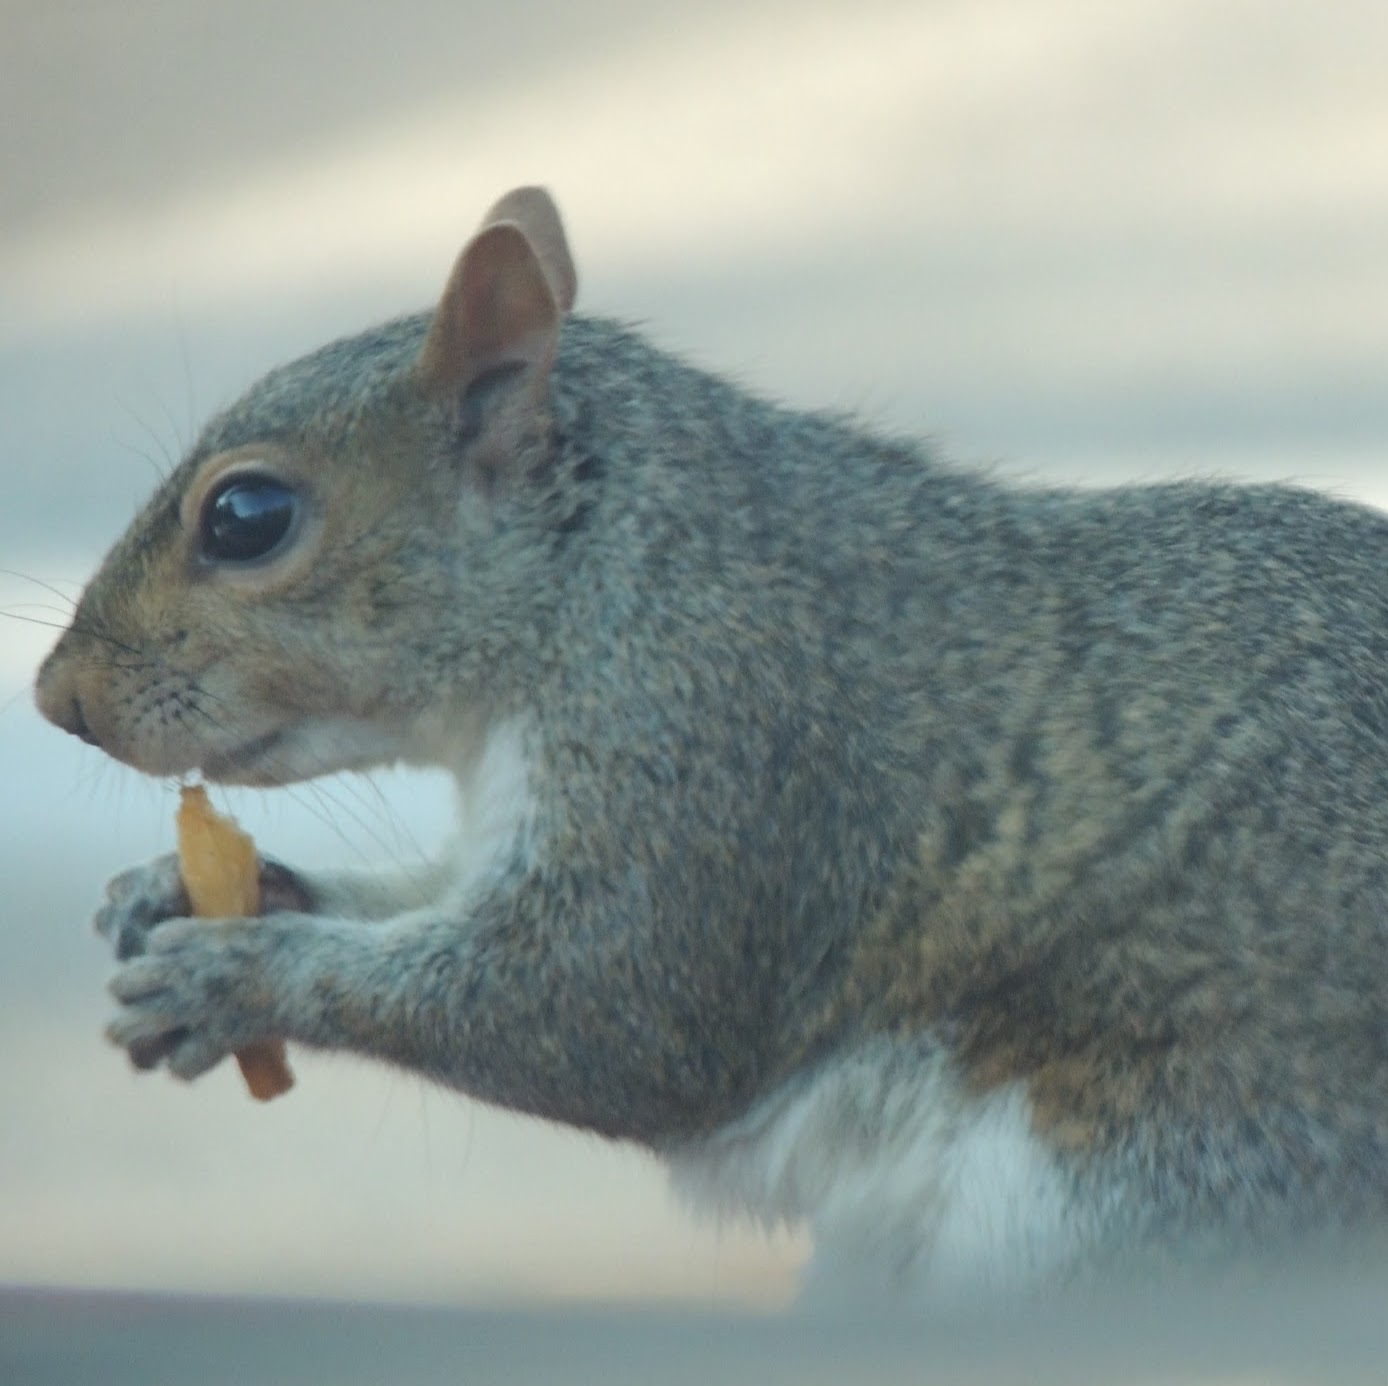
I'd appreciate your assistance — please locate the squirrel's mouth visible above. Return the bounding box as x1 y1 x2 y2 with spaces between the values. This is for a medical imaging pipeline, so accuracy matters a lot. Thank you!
198 716 409 787
201 728 288 784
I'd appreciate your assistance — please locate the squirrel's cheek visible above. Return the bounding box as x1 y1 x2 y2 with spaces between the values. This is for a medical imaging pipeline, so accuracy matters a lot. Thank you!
102 676 224 778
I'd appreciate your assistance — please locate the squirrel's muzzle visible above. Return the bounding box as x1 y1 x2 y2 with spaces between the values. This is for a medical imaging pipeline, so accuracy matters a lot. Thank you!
34 641 101 745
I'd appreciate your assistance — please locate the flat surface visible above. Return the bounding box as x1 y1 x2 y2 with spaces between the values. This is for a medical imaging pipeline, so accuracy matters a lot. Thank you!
6 1275 1388 1386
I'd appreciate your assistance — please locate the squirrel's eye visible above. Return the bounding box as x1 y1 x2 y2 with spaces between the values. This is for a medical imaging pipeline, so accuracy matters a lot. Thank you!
199 473 300 564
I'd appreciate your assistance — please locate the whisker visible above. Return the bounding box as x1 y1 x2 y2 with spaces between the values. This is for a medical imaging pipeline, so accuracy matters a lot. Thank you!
0 570 82 610
117 396 182 486
0 610 78 634
74 635 149 664
355 772 430 863
295 775 416 867
181 695 382 860
309 765 428 862
0 609 149 664
185 687 426 873
3 602 78 623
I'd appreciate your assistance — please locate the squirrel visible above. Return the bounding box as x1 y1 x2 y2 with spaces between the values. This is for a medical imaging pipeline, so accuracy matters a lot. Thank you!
33 185 1388 1302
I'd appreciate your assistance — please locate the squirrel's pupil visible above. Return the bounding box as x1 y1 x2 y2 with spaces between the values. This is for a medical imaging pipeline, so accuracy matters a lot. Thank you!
202 475 298 563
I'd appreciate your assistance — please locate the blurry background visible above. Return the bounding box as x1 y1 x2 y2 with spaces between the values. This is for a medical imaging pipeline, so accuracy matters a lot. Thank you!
2 0 1386 1312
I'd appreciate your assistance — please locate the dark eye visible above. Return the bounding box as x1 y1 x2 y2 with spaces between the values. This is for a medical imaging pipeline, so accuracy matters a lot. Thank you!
199 473 300 564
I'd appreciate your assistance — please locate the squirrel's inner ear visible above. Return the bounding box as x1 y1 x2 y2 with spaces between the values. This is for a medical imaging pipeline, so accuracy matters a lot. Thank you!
417 188 575 398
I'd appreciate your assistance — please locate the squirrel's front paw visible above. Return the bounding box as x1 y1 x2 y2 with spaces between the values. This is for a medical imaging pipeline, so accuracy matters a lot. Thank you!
106 917 285 1081
94 854 313 962
95 854 188 961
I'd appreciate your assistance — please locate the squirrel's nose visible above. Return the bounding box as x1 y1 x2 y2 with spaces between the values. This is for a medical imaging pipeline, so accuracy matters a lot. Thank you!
61 693 100 745
34 653 101 745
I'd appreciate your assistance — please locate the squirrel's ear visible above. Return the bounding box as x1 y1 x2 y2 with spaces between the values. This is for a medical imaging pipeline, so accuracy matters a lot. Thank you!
417 186 576 396
478 186 577 314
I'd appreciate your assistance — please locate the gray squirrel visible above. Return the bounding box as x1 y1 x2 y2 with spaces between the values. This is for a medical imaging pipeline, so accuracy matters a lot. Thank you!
33 186 1388 1301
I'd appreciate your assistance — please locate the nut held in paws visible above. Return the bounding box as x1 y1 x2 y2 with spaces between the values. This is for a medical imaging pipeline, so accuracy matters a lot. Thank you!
176 784 295 1101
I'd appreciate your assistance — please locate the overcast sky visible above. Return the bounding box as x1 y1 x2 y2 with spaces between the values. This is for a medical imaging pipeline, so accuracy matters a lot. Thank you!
2 0 1386 1309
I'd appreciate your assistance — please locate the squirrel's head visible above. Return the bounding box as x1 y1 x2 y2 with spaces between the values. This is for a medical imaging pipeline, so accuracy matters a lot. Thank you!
35 186 580 786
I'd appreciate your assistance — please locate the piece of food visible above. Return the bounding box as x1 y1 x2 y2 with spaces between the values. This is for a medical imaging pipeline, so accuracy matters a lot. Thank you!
176 784 295 1101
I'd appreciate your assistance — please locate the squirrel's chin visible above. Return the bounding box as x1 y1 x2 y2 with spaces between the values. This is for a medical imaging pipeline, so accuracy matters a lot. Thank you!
199 728 291 785
200 717 406 787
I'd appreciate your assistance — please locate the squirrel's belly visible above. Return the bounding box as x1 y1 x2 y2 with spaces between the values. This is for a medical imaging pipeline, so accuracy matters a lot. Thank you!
667 1036 1098 1302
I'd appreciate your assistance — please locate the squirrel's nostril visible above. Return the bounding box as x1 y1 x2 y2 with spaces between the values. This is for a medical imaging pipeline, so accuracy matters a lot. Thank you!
32 656 102 746
67 694 99 746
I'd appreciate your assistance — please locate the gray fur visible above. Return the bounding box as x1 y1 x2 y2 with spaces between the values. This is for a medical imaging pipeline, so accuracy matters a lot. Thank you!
36 204 1388 1284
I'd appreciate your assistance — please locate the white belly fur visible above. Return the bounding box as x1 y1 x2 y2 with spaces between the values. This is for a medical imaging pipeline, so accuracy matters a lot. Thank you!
445 715 539 902
669 1038 1095 1304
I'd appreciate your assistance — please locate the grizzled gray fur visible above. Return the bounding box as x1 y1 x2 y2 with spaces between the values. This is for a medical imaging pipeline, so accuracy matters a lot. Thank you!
35 187 1388 1297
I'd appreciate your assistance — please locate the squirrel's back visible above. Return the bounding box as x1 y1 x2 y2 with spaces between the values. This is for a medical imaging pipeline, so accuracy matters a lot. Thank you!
543 318 1388 1271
